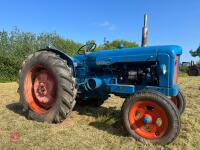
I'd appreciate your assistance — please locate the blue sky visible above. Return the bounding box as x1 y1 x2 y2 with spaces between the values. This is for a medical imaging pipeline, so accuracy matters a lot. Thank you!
0 0 199 62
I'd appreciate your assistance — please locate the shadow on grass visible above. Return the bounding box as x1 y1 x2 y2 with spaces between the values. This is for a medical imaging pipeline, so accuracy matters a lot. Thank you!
6 102 127 137
6 102 24 116
75 105 127 137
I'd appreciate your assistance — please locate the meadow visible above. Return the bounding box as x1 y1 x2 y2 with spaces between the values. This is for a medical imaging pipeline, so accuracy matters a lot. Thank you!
0 76 199 150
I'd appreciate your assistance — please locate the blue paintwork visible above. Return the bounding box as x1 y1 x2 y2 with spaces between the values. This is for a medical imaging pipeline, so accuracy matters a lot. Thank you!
74 45 181 66
84 78 103 91
41 45 182 102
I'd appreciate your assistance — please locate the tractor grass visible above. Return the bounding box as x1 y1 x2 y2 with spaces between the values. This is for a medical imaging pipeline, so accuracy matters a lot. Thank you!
0 77 200 150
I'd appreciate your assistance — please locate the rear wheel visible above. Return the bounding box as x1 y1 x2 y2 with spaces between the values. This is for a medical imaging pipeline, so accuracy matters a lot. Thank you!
121 90 181 145
171 90 186 114
18 51 77 123
188 66 200 76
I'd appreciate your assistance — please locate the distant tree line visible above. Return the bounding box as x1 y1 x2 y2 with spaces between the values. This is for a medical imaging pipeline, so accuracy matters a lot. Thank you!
0 28 138 82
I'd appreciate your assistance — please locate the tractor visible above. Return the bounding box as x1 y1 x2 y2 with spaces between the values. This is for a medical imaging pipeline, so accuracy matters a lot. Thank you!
18 15 186 145
188 61 200 76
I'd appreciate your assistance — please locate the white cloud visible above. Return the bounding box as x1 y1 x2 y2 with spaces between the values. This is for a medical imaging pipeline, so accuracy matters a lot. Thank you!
99 21 116 31
100 21 110 27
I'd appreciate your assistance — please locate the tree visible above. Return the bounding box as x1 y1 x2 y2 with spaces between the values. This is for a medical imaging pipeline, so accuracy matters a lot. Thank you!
0 28 82 81
97 39 138 50
190 45 200 58
0 28 139 82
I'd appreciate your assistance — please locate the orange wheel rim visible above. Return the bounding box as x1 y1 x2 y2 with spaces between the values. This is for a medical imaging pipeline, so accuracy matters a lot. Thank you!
23 65 56 114
128 100 169 139
171 97 179 107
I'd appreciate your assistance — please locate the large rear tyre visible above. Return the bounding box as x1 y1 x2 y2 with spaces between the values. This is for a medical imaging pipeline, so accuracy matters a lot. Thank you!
171 90 186 114
18 51 77 123
188 66 200 76
121 90 181 145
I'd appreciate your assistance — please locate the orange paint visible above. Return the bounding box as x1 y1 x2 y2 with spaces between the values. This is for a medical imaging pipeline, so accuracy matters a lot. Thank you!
128 100 168 139
23 65 56 114
171 96 179 108
173 56 178 84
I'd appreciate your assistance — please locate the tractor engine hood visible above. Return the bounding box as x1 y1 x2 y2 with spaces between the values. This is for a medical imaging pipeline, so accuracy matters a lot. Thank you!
84 45 182 68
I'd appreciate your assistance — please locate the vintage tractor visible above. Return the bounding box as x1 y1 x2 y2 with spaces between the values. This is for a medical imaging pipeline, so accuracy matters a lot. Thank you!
18 15 185 145
188 61 200 76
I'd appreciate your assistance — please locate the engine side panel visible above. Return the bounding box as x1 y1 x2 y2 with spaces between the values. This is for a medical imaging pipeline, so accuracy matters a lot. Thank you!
73 45 182 101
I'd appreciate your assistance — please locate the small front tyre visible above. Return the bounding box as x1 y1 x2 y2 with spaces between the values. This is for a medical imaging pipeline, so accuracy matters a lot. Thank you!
171 90 186 114
121 90 181 145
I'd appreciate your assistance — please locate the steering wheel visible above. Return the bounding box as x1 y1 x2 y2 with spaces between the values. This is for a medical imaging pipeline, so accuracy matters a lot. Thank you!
77 42 97 54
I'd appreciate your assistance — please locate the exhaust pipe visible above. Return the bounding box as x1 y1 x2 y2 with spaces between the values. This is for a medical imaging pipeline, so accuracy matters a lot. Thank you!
141 14 148 47
85 78 102 91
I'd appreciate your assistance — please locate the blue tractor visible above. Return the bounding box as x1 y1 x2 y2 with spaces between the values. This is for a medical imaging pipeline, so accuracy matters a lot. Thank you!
18 15 185 145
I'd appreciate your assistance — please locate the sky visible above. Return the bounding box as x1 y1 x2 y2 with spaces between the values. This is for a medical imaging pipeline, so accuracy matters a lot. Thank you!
0 0 199 62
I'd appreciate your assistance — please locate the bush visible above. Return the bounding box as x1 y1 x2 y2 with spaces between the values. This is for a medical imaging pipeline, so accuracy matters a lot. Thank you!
0 51 21 82
179 65 189 74
0 28 139 82
0 28 82 82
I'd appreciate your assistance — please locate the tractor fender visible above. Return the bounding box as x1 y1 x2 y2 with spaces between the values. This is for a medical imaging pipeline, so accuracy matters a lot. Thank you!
38 48 75 76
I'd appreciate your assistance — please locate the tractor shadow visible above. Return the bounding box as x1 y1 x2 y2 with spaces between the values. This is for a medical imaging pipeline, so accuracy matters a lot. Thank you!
6 102 25 116
74 104 127 137
6 102 127 137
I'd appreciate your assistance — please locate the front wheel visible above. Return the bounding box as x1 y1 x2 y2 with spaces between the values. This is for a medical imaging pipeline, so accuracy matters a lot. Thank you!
18 51 77 123
121 90 181 145
171 90 186 114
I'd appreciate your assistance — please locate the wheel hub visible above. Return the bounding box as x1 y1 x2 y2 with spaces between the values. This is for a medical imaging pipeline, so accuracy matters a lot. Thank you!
37 82 47 96
128 101 168 139
143 114 152 124
33 70 56 105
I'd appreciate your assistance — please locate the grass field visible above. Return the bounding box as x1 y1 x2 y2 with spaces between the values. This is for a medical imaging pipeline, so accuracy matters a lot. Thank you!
0 77 200 150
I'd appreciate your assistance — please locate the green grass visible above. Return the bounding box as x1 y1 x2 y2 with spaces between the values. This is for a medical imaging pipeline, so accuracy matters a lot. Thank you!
0 77 200 149
178 73 189 77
